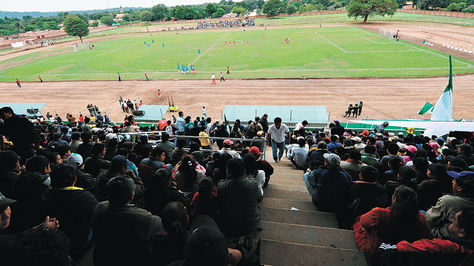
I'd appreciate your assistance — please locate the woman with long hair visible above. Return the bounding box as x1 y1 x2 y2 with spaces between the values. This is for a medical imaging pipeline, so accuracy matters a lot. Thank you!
353 185 430 265
175 155 203 201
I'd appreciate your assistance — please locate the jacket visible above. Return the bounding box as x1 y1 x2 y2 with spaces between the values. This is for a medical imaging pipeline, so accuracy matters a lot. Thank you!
84 156 111 178
307 166 353 212
45 187 98 258
307 149 327 171
91 201 163 266
425 193 474 238
217 177 262 238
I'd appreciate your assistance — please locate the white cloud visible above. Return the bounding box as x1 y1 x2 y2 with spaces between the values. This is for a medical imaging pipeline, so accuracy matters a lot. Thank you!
1 0 231 12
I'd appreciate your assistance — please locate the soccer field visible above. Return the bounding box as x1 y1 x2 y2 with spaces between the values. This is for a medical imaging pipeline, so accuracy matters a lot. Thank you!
0 26 473 81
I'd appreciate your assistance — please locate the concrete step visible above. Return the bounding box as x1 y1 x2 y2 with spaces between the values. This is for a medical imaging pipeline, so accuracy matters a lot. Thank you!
261 239 367 266
261 207 338 228
262 198 317 212
264 188 311 201
262 221 358 250
267 178 305 187
266 183 308 193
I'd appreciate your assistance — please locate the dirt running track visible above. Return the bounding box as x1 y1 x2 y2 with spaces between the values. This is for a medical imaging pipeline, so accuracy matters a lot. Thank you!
0 76 473 124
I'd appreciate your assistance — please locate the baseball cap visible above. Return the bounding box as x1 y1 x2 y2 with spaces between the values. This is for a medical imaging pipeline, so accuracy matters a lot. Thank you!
323 153 341 167
249 146 261 156
67 153 83 168
0 192 16 212
223 139 233 146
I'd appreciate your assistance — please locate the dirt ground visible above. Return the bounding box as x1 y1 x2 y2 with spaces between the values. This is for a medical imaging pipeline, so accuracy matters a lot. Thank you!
0 75 472 123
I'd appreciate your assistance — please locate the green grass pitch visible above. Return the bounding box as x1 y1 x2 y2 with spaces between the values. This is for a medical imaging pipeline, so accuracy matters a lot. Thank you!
0 26 472 81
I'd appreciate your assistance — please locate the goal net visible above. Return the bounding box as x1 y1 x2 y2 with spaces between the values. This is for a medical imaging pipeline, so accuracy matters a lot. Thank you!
72 41 90 52
378 28 395 39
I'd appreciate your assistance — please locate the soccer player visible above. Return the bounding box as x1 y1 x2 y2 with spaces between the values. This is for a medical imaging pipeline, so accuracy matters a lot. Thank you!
192 66 196 74
225 41 227 47
16 79 21 87
145 73 149 81
226 66 230 74
220 72 225 82
177 63 180 72
211 73 216 85
233 41 236 46
246 40 249 46
157 89 162 100
117 73 121 82
38 75 43 82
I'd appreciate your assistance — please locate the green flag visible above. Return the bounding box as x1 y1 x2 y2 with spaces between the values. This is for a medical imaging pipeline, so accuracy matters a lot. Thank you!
431 55 453 121
418 102 434 115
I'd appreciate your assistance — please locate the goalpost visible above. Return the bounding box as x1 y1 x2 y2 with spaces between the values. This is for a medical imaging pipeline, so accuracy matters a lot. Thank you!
72 41 90 52
378 28 395 39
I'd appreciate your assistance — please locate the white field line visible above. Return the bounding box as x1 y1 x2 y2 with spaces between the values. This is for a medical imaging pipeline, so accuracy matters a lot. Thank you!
314 31 347 53
1 66 473 78
189 32 230 65
349 26 473 67
354 34 392 44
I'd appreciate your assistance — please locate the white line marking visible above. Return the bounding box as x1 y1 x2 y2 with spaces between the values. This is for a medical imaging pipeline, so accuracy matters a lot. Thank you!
189 32 230 65
314 31 347 53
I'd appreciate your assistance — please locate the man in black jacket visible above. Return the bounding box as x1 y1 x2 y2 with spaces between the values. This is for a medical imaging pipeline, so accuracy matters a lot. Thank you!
0 107 37 158
84 143 111 179
45 164 98 259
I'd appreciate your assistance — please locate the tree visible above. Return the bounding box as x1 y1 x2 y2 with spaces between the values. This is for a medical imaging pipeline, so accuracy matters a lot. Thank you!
347 0 398 23
122 14 131 22
396 0 406 7
213 8 227 18
152 4 169 21
90 20 99 27
139 11 153 21
63 14 89 43
263 0 283 18
232 6 248 16
100 16 114 26
205 3 218 17
286 5 297 14
173 6 197 20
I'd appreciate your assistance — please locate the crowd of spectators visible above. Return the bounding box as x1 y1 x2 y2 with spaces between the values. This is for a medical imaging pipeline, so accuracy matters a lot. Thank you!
0 106 274 266
1 103 473 265
196 18 255 29
285 119 474 265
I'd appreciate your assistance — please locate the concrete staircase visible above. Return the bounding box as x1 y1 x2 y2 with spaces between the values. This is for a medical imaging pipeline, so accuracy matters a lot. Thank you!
261 157 367 266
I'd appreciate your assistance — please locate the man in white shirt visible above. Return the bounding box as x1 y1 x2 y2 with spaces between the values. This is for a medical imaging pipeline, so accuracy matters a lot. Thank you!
266 117 289 162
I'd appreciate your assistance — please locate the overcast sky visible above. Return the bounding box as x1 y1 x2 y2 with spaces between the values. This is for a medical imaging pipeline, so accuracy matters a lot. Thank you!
2 0 234 12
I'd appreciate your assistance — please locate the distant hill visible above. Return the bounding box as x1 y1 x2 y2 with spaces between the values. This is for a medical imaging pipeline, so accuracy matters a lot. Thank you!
0 7 144 18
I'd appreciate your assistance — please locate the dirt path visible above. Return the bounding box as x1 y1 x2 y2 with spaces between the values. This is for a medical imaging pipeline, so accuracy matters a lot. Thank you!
0 76 472 123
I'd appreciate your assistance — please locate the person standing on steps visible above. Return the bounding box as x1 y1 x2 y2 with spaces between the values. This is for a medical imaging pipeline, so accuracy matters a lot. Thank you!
266 117 289 163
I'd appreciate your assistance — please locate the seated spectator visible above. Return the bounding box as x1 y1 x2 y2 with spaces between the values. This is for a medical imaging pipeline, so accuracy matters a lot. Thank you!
327 135 342 152
45 164 98 259
67 153 94 190
418 163 452 211
172 138 189 166
0 150 20 198
219 139 241 159
426 171 474 238
353 137 366 151
156 132 174 164
353 185 431 265
139 146 166 188
95 155 144 207
243 154 265 197
69 131 82 153
288 137 308 171
446 155 469 173
379 209 474 266
175 155 204 201
343 166 387 228
380 143 405 172
458 144 474 166
84 142 111 179
307 141 328 171
217 158 262 256
361 145 381 169
11 155 51 232
304 153 353 212
91 175 163 266
145 168 187 217
249 146 274 187
383 156 404 184
412 156 429 182
340 150 367 181
189 178 219 220
151 201 189 266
